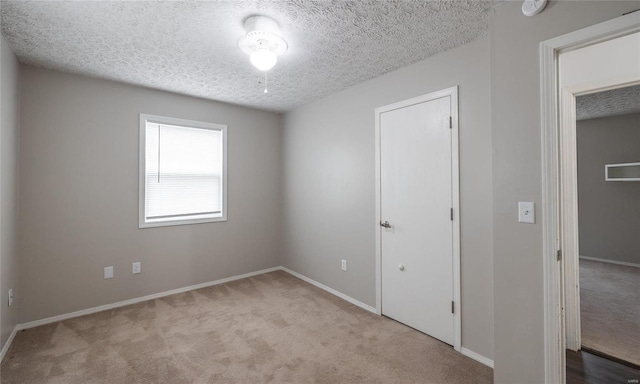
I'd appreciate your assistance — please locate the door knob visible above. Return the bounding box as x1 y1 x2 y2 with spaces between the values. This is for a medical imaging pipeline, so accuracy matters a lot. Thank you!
380 220 391 228
398 264 405 271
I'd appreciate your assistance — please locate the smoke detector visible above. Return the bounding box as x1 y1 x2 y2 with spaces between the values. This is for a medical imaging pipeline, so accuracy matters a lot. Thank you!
522 0 547 17
238 16 288 71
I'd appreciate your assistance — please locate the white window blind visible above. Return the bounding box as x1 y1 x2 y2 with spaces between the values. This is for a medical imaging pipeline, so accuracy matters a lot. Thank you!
139 114 226 228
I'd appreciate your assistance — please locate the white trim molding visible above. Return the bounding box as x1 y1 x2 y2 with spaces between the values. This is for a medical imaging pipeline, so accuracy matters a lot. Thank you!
374 86 461 352
580 256 640 268
4 266 377 358
559 87 581 353
4 266 377 362
16 267 281 331
9 266 377 328
540 12 640 384
280 267 377 314
461 347 494 369
540 36 564 384
3 265 485 368
0 325 19 363
560 50 640 354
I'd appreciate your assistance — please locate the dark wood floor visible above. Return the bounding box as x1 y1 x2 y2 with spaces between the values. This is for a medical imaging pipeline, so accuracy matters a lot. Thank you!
567 350 640 384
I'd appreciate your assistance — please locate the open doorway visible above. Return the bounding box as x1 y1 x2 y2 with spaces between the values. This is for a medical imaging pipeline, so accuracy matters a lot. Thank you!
574 85 640 368
559 35 640 384
540 13 640 384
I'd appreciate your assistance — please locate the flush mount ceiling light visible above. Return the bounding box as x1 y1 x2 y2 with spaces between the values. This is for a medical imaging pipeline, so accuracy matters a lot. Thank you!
238 16 288 72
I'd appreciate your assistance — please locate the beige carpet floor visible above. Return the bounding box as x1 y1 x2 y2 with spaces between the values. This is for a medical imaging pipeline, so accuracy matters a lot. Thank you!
580 259 640 366
0 271 492 384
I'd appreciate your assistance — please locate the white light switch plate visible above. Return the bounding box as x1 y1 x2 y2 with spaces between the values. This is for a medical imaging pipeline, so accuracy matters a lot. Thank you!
132 262 141 274
104 266 114 279
518 202 535 224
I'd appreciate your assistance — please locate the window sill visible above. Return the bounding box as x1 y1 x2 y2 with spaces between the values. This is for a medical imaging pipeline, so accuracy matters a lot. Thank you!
139 215 227 229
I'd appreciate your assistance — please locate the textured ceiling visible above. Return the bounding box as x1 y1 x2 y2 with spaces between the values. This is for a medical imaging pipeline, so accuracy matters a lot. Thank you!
576 85 640 121
0 0 495 112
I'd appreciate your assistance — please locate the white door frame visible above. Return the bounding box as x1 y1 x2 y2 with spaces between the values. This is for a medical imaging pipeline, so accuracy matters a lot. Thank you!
374 86 461 352
561 79 640 352
540 13 640 384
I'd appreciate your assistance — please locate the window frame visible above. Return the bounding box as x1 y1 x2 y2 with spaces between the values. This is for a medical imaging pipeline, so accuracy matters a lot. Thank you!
138 113 227 228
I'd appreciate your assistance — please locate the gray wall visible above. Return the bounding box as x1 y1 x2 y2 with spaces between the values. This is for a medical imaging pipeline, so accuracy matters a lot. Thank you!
0 36 20 350
490 2 640 383
577 113 640 265
282 37 494 360
18 66 283 323
6 3 639 381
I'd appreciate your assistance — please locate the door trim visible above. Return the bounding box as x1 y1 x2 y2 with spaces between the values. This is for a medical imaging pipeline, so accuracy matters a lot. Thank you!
374 86 461 352
540 13 640 384
561 78 640 352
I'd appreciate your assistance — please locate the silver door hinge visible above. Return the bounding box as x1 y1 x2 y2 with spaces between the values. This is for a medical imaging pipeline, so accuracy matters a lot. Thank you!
449 116 452 129
450 208 454 221
557 249 562 261
451 301 455 314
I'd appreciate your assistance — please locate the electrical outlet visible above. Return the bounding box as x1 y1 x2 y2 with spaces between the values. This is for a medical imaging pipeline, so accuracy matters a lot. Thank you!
341 259 347 271
104 266 114 279
132 262 141 274
8 288 13 306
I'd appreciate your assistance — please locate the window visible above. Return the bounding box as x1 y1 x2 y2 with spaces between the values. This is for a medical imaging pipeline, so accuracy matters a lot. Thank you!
139 114 227 228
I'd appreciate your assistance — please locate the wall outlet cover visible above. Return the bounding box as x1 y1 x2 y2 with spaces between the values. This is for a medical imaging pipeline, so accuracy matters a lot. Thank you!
104 266 114 279
132 262 141 274
341 259 347 271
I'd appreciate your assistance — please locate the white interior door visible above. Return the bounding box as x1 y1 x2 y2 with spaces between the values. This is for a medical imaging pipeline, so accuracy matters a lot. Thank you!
379 94 454 345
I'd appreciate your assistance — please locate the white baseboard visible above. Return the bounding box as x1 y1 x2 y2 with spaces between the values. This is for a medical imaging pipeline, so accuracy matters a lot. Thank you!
580 256 640 268
0 325 19 363
280 267 377 314
9 265 485 370
3 265 496 373
14 265 378 335
461 347 494 368
16 266 282 331
282 267 494 370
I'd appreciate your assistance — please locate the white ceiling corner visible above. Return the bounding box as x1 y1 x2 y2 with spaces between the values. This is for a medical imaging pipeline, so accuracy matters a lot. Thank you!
1 0 496 112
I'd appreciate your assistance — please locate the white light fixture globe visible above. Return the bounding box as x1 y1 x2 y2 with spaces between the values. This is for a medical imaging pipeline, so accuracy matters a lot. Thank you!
250 48 278 71
238 16 287 72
